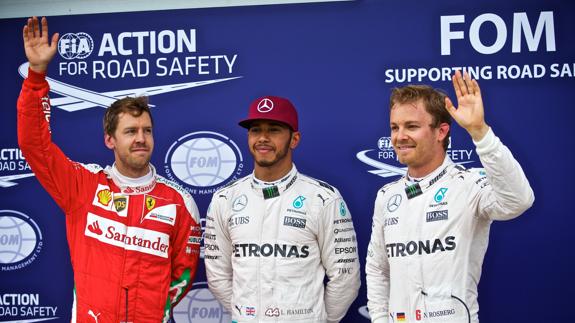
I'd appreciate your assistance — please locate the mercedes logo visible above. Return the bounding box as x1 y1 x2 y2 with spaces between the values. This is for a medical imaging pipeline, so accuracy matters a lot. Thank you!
386 194 402 212
232 194 248 212
257 98 274 113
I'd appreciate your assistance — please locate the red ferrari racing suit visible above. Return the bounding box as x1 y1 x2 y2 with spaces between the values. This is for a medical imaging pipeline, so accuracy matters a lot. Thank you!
17 69 201 323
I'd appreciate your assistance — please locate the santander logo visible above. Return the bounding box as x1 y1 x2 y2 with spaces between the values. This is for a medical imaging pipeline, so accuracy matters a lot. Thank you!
88 221 103 235
84 213 170 258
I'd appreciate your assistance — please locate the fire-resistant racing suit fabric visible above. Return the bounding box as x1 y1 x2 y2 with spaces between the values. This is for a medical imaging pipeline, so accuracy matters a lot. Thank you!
366 128 534 323
17 68 202 323
204 165 361 323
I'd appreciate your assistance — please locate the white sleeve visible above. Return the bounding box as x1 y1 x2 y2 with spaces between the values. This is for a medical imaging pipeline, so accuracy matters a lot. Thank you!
204 192 233 313
318 195 361 323
472 127 535 220
365 189 390 323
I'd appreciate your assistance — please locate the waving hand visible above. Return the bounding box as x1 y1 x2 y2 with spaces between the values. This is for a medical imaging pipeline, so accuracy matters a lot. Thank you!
445 70 490 141
23 16 59 73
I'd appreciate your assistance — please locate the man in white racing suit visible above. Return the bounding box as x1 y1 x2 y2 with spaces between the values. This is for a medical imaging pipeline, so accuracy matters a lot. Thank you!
205 96 360 322
366 71 534 323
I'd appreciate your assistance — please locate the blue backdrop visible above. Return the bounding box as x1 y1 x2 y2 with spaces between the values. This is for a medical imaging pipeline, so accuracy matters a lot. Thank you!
1 0 573 322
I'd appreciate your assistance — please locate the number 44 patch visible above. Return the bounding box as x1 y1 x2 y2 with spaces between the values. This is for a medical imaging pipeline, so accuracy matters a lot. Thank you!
265 308 280 317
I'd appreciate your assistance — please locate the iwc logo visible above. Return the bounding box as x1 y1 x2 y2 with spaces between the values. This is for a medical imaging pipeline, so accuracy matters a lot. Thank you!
172 281 231 323
164 131 244 195
0 210 43 271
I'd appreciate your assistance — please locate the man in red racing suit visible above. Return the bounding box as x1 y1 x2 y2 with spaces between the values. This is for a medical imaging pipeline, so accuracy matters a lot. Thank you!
17 17 201 323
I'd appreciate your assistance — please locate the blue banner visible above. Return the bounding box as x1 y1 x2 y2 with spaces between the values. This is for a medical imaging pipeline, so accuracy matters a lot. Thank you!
1 0 573 322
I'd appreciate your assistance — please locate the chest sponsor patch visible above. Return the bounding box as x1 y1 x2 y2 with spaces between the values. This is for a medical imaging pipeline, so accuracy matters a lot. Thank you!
283 216 306 228
92 184 113 210
85 213 170 258
142 204 177 225
426 210 448 222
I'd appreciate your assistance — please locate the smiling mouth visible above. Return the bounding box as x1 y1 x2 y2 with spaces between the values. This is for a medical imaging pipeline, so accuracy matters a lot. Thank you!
255 146 274 153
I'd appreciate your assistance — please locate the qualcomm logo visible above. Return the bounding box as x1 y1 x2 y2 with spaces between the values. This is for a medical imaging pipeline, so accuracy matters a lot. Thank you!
0 210 43 271
356 136 475 179
164 131 244 195
172 281 231 323
0 148 34 188
18 62 241 112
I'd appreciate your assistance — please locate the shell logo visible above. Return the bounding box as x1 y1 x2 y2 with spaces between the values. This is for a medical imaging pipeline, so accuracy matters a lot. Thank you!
97 189 112 206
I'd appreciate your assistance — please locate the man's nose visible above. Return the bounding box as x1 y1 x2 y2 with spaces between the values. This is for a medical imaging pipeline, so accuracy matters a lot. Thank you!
135 129 146 143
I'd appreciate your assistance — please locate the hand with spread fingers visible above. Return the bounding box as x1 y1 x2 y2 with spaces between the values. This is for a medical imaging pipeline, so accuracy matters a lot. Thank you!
23 16 59 73
445 70 490 141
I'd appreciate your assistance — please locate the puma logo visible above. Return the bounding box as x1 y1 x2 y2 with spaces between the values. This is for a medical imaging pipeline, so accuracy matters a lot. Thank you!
88 310 101 323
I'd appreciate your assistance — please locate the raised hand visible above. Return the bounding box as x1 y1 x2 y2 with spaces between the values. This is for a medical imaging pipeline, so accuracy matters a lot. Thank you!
444 70 490 141
23 16 59 73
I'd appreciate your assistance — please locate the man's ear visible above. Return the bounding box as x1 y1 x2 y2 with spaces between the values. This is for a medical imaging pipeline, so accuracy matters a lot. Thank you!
290 131 301 149
104 133 115 150
437 123 450 142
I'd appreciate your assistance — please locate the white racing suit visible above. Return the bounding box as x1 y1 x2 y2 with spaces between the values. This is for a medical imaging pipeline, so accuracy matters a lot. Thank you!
205 165 360 323
366 128 534 323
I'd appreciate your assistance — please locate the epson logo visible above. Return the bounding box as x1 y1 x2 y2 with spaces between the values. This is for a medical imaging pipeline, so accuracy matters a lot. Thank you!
426 210 449 222
441 11 556 55
233 243 309 258
386 236 456 258
335 246 357 255
284 216 306 229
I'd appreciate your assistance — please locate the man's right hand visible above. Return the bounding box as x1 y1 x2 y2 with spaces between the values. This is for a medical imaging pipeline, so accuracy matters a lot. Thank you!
23 16 59 73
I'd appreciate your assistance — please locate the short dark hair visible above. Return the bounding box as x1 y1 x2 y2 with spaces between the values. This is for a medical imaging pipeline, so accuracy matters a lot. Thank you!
103 96 153 136
390 85 451 150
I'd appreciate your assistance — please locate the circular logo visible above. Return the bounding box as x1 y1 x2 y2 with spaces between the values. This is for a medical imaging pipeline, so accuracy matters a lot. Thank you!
58 32 94 60
292 196 306 209
164 131 244 193
232 195 248 212
386 194 402 212
378 137 393 151
257 98 274 113
0 210 43 271
172 281 231 323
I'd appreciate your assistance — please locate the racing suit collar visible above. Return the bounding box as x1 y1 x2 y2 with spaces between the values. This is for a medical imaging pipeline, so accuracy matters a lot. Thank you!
404 156 454 199
105 163 157 195
251 164 298 199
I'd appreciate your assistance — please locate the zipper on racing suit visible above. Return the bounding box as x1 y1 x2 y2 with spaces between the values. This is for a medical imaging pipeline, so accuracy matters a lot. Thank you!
124 287 129 323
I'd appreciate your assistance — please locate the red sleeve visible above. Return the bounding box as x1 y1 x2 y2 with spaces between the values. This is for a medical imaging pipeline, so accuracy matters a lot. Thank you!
17 68 97 213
